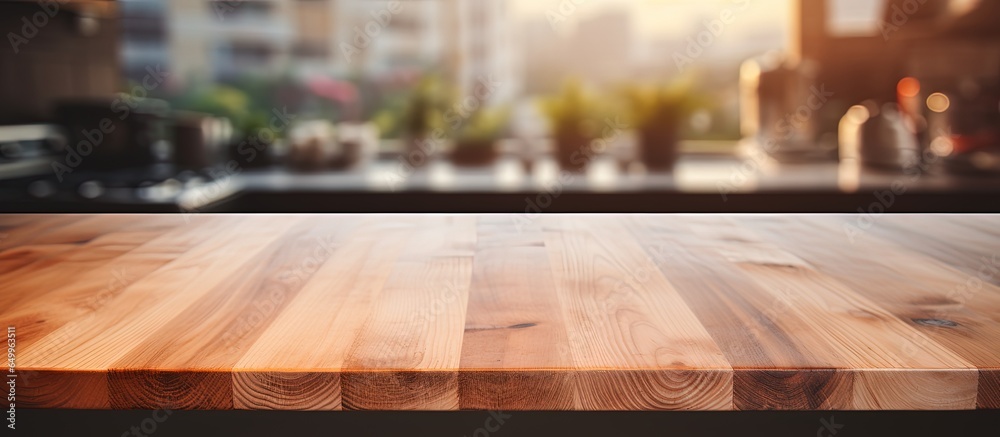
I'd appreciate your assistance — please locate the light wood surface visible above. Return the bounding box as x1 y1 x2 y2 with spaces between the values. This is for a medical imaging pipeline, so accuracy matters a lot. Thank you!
2 214 999 411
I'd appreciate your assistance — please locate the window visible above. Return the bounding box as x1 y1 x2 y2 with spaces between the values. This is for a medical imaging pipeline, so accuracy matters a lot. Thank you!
827 0 885 36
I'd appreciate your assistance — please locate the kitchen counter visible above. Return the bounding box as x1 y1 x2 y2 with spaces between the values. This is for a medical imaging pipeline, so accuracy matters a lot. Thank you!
4 214 999 410
2 154 1000 212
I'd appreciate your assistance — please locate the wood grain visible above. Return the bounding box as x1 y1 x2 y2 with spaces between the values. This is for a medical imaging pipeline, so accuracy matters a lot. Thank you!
340 216 475 410
3 214 999 410
625 216 853 410
741 215 1000 409
541 217 732 410
458 216 575 410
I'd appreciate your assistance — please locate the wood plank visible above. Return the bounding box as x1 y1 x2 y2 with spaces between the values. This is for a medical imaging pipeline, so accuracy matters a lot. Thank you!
458 216 575 410
339 216 476 410
233 218 416 410
540 216 732 410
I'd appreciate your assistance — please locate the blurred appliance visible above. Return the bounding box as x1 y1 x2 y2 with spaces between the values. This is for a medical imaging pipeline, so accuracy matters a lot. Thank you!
842 103 922 170
906 42 1000 175
740 55 839 162
0 124 63 180
55 98 170 171
173 112 232 170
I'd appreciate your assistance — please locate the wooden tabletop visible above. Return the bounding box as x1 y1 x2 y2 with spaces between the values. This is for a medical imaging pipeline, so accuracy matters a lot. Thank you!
3 214 999 411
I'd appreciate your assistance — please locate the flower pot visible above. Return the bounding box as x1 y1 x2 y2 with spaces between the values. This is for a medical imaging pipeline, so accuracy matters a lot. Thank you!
288 137 329 172
451 140 497 167
639 127 679 171
404 133 437 168
330 139 363 170
330 122 378 170
555 131 594 173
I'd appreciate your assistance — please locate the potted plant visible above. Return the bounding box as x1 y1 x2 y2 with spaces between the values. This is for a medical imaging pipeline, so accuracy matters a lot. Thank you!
371 98 404 157
624 80 703 171
230 112 281 169
171 85 278 169
540 80 602 172
450 107 509 167
402 76 451 167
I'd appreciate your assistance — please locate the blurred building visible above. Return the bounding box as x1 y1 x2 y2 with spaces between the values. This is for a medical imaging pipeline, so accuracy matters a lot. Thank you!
518 8 634 92
166 0 297 83
329 0 445 76
569 10 633 85
323 0 521 103
136 0 517 104
518 17 565 94
121 0 169 84
442 0 520 103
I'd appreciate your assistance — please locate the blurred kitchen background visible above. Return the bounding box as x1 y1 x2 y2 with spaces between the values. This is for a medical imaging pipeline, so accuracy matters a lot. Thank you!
0 0 998 212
